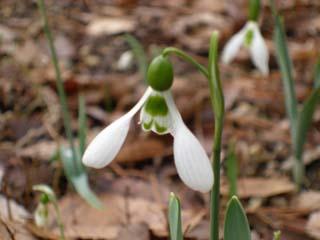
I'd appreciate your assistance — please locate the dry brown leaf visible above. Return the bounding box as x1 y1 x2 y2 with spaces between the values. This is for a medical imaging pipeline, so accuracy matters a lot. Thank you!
221 177 295 198
293 191 320 211
116 138 169 163
86 17 136 36
0 219 36 240
306 211 320 239
18 141 57 161
47 193 167 239
0 195 30 223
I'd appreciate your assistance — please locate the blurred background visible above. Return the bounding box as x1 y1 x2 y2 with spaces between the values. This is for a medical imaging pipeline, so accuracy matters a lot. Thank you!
0 0 319 239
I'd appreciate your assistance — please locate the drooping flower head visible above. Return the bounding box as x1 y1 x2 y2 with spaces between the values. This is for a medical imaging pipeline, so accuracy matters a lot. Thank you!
222 0 269 75
83 55 214 193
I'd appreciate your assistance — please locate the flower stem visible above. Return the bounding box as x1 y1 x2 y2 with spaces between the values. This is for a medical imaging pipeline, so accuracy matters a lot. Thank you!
208 32 225 240
37 0 78 171
53 202 65 240
162 47 209 79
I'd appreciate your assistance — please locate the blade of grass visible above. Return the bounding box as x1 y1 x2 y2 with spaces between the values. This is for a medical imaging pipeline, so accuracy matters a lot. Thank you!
78 95 86 157
168 193 183 240
270 0 304 186
314 57 320 88
37 0 77 170
296 88 320 161
124 34 148 80
270 0 298 141
37 0 102 208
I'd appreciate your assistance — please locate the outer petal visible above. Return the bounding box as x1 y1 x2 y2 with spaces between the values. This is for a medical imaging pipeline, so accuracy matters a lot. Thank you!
221 24 248 64
82 88 152 168
173 123 214 192
249 24 269 75
163 91 214 192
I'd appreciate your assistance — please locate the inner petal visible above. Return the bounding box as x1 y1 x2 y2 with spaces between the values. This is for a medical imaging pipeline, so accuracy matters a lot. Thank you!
140 91 172 135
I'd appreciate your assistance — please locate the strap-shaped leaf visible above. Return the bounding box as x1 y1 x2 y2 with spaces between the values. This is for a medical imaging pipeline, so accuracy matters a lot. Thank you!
224 196 251 240
270 0 298 141
60 147 103 209
124 34 148 80
78 95 87 157
168 193 183 240
37 0 102 209
295 88 320 159
314 58 320 89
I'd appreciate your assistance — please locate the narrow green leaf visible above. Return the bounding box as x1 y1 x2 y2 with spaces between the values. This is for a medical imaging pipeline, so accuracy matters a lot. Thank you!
168 193 183 240
224 196 251 240
270 0 298 141
78 95 87 157
37 0 102 208
60 147 103 209
226 142 238 197
314 57 320 89
295 88 320 160
124 34 148 80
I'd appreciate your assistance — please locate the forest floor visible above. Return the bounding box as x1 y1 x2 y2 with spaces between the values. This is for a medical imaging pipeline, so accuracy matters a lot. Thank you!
0 0 320 239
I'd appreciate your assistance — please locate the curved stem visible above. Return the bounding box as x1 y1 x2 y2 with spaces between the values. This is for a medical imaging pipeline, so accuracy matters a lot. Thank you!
162 47 209 79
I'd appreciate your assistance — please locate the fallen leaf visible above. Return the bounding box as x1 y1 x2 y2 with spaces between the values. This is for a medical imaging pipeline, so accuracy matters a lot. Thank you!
86 17 136 36
293 191 320 211
221 177 295 198
306 211 320 239
47 193 167 239
0 195 30 223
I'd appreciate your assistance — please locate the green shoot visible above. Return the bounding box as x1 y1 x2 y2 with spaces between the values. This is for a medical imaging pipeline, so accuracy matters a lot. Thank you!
168 193 183 240
224 196 251 240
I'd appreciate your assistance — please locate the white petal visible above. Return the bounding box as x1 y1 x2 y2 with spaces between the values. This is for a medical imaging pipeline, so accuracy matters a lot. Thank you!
173 123 214 192
82 88 152 168
221 24 248 64
82 115 131 168
162 91 214 192
249 24 269 75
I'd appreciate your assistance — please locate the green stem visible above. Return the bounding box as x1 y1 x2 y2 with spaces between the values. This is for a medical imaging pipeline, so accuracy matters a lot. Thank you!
208 32 225 240
162 47 209 79
37 0 78 170
163 34 224 240
53 202 65 240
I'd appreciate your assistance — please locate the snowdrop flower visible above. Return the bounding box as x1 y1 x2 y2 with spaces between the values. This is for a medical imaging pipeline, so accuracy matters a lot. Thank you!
222 21 269 75
34 202 48 227
83 56 214 193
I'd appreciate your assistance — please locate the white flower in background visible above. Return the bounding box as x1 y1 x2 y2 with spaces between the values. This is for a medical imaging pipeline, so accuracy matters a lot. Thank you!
82 87 214 193
34 202 48 227
222 21 269 75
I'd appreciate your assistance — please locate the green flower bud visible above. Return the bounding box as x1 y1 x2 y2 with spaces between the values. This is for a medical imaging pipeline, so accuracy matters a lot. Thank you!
147 55 174 91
